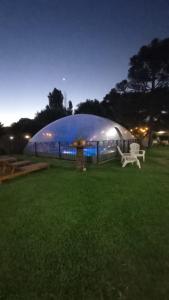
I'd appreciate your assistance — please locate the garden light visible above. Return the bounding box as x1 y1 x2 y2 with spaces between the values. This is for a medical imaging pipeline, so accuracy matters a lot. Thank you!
158 131 166 134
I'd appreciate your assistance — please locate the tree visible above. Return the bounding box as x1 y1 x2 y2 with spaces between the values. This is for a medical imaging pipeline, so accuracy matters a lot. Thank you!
67 101 73 115
35 106 66 129
107 38 169 146
136 88 169 128
11 118 38 135
127 38 169 145
128 38 169 92
102 88 122 121
48 88 64 110
35 88 67 129
0 122 4 136
115 80 129 94
75 99 104 116
102 89 143 127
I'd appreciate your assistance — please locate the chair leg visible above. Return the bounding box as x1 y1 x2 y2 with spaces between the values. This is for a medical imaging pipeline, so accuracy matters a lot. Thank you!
136 159 141 169
122 160 127 167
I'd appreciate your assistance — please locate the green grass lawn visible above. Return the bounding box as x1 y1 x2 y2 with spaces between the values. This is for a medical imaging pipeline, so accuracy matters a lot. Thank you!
0 147 169 300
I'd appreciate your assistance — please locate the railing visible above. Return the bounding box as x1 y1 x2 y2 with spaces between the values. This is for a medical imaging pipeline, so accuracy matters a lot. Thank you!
25 139 137 164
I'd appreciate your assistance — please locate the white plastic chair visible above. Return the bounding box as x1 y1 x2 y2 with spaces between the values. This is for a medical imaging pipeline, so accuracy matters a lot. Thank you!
117 146 141 168
130 143 145 162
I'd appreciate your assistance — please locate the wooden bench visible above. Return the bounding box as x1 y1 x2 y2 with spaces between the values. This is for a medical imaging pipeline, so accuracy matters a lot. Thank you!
11 160 31 167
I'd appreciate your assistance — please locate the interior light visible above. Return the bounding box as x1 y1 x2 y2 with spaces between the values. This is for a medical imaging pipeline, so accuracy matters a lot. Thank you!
46 132 52 137
106 128 117 138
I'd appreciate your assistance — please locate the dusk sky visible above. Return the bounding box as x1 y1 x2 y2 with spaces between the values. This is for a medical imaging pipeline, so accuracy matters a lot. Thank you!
0 0 169 126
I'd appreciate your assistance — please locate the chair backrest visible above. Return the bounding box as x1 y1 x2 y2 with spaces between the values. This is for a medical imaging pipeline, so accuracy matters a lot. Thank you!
130 143 140 153
117 145 123 157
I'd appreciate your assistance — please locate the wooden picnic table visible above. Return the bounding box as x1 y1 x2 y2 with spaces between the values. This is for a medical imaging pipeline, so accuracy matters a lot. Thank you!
0 156 16 163
0 162 49 183
0 157 17 175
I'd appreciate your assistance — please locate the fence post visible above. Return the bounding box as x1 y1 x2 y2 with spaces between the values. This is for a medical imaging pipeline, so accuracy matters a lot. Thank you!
128 140 130 152
115 140 118 156
122 140 125 152
34 142 38 156
58 141 61 159
96 141 99 163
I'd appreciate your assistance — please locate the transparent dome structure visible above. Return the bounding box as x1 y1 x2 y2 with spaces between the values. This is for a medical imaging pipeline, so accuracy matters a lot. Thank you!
26 114 134 161
29 114 133 143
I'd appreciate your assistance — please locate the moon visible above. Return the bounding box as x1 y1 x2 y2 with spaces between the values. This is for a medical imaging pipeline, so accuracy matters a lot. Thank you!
62 77 66 81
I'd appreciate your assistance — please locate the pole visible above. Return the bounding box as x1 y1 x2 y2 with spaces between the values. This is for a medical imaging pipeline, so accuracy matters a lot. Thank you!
96 141 99 163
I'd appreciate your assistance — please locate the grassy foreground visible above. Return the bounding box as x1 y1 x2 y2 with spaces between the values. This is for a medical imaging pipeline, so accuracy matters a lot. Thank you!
0 147 169 300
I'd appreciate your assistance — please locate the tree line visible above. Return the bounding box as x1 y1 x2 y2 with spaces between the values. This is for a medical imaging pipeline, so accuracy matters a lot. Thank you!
0 37 169 148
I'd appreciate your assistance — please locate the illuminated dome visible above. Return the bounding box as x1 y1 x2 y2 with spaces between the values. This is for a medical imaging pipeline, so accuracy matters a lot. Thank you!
26 114 134 159
28 114 133 143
